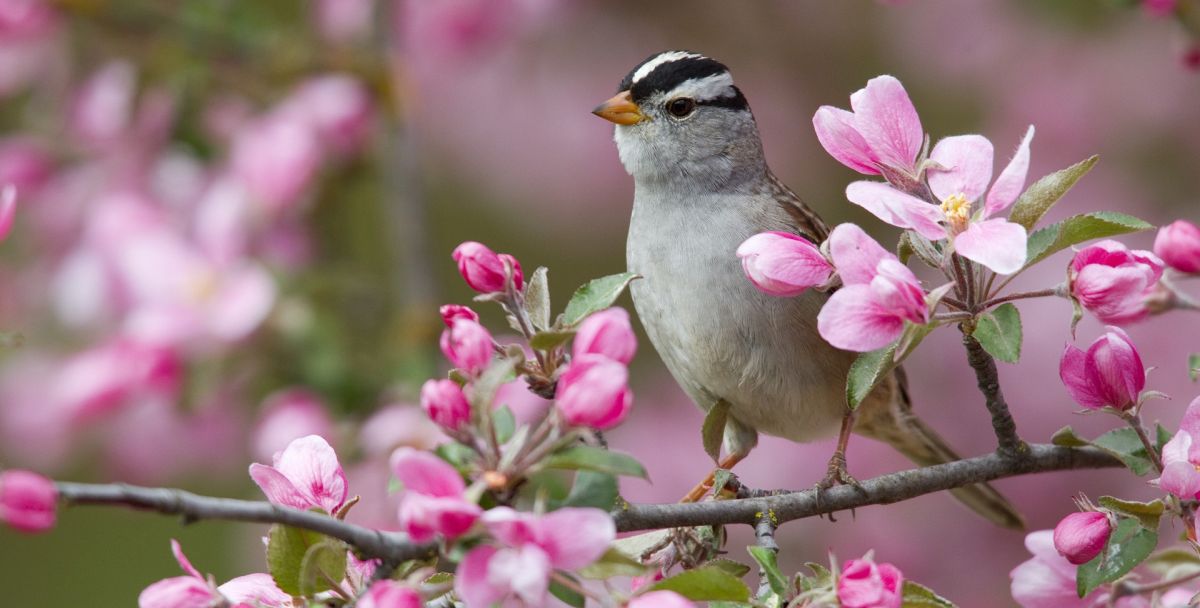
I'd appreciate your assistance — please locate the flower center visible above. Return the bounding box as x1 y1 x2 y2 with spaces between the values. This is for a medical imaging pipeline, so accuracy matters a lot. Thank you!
940 192 972 234
187 270 218 303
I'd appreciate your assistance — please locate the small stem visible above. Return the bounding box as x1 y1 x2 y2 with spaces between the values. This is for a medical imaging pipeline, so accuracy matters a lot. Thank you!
963 257 977 307
940 296 970 311
961 331 1025 455
550 571 604 604
1113 567 1200 599
1122 413 1165 474
976 287 1061 312
933 312 974 323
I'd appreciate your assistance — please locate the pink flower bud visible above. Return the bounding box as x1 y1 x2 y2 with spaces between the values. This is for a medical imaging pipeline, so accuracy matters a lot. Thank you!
0 469 57 533
452 241 523 293
439 318 494 375
573 307 637 364
1059 327 1145 411
627 591 696 608
555 354 632 430
1053 511 1111 565
837 557 903 608
358 580 422 608
440 304 480 327
1154 220 1200 274
1069 240 1163 325
420 379 471 432
736 231 833 297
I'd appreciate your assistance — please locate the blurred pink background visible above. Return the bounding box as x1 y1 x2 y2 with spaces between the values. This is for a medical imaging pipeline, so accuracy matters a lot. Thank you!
1 0 1199 605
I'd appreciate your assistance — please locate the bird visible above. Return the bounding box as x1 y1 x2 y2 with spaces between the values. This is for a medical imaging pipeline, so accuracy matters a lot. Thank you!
592 50 1023 528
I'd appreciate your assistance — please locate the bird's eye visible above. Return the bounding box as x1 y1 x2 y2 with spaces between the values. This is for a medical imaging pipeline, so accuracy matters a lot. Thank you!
666 97 696 118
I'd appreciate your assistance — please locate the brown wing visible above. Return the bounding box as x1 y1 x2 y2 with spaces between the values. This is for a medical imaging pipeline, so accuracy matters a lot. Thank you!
765 171 829 241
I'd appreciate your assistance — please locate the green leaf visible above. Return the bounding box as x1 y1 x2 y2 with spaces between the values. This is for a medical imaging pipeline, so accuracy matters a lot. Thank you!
550 573 586 608
613 530 672 562
562 272 639 327
529 330 575 350
707 559 752 579
435 442 477 473
901 580 958 607
651 566 752 602
561 470 619 510
1097 496 1164 531
1143 548 1200 577
471 355 520 409
266 524 327 596
493 406 515 444
1090 428 1153 476
898 231 943 268
973 303 1022 363
1025 212 1153 270
1157 424 1173 454
702 400 732 463
1050 426 1091 448
1190 353 1200 382
298 540 348 597
747 547 787 597
525 266 551 330
846 343 898 409
1076 518 1158 597
544 446 648 479
1009 155 1099 230
578 548 650 579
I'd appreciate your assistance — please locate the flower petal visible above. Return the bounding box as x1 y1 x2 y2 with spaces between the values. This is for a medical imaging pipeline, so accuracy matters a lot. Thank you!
217 573 292 608
1058 343 1108 410
248 463 313 510
827 223 891 285
455 546 506 608
537 508 616 569
953 219 1028 274
1159 458 1200 500
389 447 465 497
928 134 994 202
817 285 906 352
736 231 832 296
984 125 1035 218
812 106 880 175
848 75 923 171
271 435 347 514
170 539 203 580
845 181 946 241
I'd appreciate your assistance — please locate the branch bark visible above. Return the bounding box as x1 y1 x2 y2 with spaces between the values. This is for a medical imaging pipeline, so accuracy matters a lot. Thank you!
961 332 1025 455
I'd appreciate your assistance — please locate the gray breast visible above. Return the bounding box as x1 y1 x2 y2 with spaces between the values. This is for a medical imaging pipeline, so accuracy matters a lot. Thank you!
626 186 853 443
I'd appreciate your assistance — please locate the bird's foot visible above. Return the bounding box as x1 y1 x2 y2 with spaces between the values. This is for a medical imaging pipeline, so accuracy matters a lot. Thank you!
813 451 864 522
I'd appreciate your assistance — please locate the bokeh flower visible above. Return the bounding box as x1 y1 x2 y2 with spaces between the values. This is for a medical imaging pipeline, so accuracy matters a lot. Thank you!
1153 219 1200 274
0 469 57 533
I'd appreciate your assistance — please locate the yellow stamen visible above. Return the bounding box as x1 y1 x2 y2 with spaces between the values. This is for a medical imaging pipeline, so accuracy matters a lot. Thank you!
187 271 219 303
940 193 972 233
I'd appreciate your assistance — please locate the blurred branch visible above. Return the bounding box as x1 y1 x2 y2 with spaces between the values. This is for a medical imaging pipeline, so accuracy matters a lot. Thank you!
612 445 1120 532
54 482 436 563
56 445 1120 561
961 332 1025 455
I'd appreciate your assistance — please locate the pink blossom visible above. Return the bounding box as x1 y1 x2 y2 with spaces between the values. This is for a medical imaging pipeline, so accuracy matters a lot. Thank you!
627 590 695 608
1053 511 1111 565
0 0 58 39
359 403 446 457
313 0 375 43
455 506 614 608
249 435 348 514
1069 240 1164 325
1143 0 1178 16
279 75 374 155
358 580 422 608
51 337 181 421
70 61 137 148
0 137 53 193
573 307 637 364
555 354 632 429
439 317 494 374
1011 530 1094 607
391 447 481 541
420 378 472 432
1153 220 1200 274
0 469 57 533
736 231 833 297
812 75 923 176
1058 327 1145 411
452 241 523 293
1155 397 1200 499
440 303 480 327
845 126 1035 274
252 388 335 463
0 184 16 242
838 557 903 608
216 574 292 608
230 112 321 213
140 541 290 608
817 224 927 352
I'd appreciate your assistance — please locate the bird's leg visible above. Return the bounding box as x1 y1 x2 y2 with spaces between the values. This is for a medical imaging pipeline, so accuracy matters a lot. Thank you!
817 411 860 490
680 452 745 503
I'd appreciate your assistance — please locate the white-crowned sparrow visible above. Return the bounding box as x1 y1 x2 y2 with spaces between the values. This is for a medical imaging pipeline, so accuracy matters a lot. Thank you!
593 50 1022 528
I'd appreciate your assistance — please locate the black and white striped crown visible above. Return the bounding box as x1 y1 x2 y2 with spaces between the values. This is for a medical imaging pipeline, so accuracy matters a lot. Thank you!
618 51 749 111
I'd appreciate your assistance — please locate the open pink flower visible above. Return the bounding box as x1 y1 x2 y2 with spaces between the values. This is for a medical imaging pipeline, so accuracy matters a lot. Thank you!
0 469 57 533
0 184 15 242
455 507 614 608
573 307 637 365
1058 327 1145 411
391 447 481 542
249 435 348 514
845 127 1035 275
555 354 632 429
813 75 923 177
140 540 290 608
1153 219 1200 274
817 224 928 352
1070 240 1164 324
1155 397 1200 499
737 231 834 297
1011 530 1093 608
838 557 903 608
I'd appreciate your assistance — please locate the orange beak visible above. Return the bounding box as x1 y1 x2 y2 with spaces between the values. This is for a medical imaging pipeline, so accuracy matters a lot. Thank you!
592 90 646 125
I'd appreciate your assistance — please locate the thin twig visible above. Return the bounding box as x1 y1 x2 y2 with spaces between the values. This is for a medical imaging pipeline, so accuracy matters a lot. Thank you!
961 332 1025 455
1122 413 1165 474
1112 567 1200 599
975 288 1061 312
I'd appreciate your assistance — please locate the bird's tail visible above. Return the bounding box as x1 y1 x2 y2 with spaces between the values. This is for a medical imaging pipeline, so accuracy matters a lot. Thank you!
855 375 1025 529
